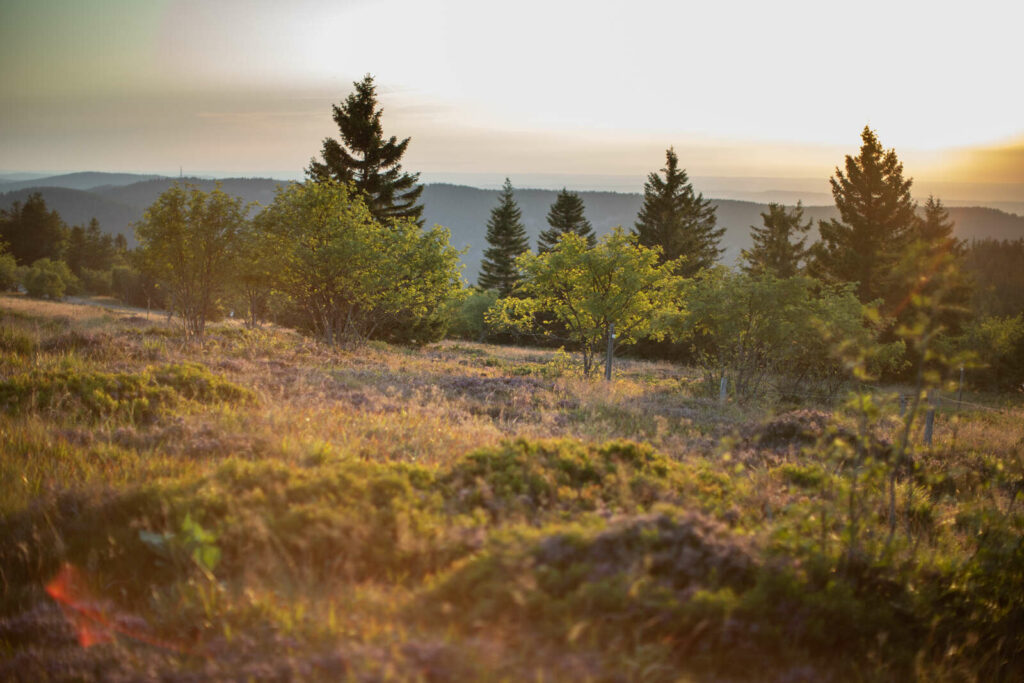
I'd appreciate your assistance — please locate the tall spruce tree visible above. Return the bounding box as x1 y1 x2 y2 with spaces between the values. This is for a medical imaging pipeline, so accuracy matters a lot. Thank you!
479 179 530 297
810 126 916 309
307 74 424 225
741 201 811 277
538 188 595 253
633 148 723 277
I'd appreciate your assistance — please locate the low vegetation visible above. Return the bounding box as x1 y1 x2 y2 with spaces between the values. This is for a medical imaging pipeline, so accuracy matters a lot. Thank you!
1 294 1020 681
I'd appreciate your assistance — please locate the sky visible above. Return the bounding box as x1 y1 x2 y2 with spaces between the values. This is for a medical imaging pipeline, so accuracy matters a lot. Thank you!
1 0 1022 199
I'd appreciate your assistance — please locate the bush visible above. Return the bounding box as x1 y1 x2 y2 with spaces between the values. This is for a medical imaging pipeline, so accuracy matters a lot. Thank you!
446 288 498 341
22 258 79 300
79 267 113 296
0 251 18 291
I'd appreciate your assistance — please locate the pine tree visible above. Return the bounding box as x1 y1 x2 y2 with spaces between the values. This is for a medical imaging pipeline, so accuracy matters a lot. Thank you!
810 126 916 309
479 179 530 297
741 201 811 278
633 148 723 278
908 195 970 333
0 192 67 265
538 188 595 253
307 74 424 225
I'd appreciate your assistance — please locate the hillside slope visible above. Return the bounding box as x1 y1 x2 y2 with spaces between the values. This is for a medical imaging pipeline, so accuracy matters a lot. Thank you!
3 179 1022 278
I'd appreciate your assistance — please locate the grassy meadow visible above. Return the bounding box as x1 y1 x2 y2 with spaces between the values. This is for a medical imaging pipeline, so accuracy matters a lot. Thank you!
0 293 1021 681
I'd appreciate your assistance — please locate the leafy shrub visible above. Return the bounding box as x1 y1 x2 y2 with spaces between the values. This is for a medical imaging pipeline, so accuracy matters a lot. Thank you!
0 251 18 291
22 258 79 300
446 288 498 341
78 267 113 295
439 439 682 523
0 362 254 423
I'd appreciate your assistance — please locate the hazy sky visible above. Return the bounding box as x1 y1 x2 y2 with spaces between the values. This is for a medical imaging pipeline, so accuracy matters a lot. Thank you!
1 0 1021 194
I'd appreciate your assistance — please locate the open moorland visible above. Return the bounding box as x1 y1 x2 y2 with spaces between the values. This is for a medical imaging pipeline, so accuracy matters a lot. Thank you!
1 294 1021 681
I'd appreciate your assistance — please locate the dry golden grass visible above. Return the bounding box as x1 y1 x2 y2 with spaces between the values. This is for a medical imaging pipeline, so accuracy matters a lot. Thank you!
1 294 1021 682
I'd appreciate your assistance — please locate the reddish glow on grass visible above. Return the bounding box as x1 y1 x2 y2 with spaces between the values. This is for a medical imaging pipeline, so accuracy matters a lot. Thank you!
45 563 187 653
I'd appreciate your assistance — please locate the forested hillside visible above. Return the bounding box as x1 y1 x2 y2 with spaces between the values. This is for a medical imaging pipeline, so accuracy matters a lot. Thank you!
3 176 1023 278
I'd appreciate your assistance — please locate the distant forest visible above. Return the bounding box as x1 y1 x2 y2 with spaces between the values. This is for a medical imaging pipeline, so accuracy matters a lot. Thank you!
2 173 1023 279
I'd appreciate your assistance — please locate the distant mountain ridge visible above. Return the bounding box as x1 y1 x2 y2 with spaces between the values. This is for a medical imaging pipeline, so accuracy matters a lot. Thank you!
3 174 1023 279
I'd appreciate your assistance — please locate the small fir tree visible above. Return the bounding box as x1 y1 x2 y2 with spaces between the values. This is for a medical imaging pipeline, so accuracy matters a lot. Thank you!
538 188 595 253
633 147 723 277
307 74 424 225
741 201 811 277
478 179 530 297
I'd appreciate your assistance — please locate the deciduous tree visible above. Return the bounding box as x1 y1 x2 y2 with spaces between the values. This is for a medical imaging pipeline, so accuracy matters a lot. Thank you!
487 228 680 376
255 181 461 346
135 183 246 338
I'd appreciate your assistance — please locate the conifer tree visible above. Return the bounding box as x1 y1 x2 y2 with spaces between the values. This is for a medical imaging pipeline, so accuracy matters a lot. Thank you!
810 126 916 309
307 74 424 225
907 195 970 333
741 201 811 278
479 179 530 297
633 147 723 278
538 188 595 253
0 192 67 265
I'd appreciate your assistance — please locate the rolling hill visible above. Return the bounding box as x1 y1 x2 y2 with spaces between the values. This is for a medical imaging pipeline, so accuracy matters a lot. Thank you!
4 177 1023 279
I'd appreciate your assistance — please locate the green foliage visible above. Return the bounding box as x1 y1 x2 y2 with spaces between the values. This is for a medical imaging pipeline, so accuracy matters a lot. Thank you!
964 237 1024 317
670 269 872 399
810 126 916 311
478 178 530 297
135 183 246 338
0 362 254 423
0 192 67 265
446 288 499 341
22 257 79 300
307 73 424 225
537 188 595 253
65 218 118 282
741 201 811 277
255 180 462 346
487 228 680 376
634 147 723 277
0 244 18 291
956 314 1024 390
440 439 683 522
111 260 164 310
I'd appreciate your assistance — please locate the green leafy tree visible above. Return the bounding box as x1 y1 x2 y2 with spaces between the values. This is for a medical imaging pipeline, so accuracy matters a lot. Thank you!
22 258 78 300
478 178 530 297
135 183 246 338
0 242 17 291
255 181 461 346
538 188 595 253
634 147 723 277
0 192 67 265
810 127 916 310
670 269 873 399
487 228 680 376
307 74 424 225
741 202 811 277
